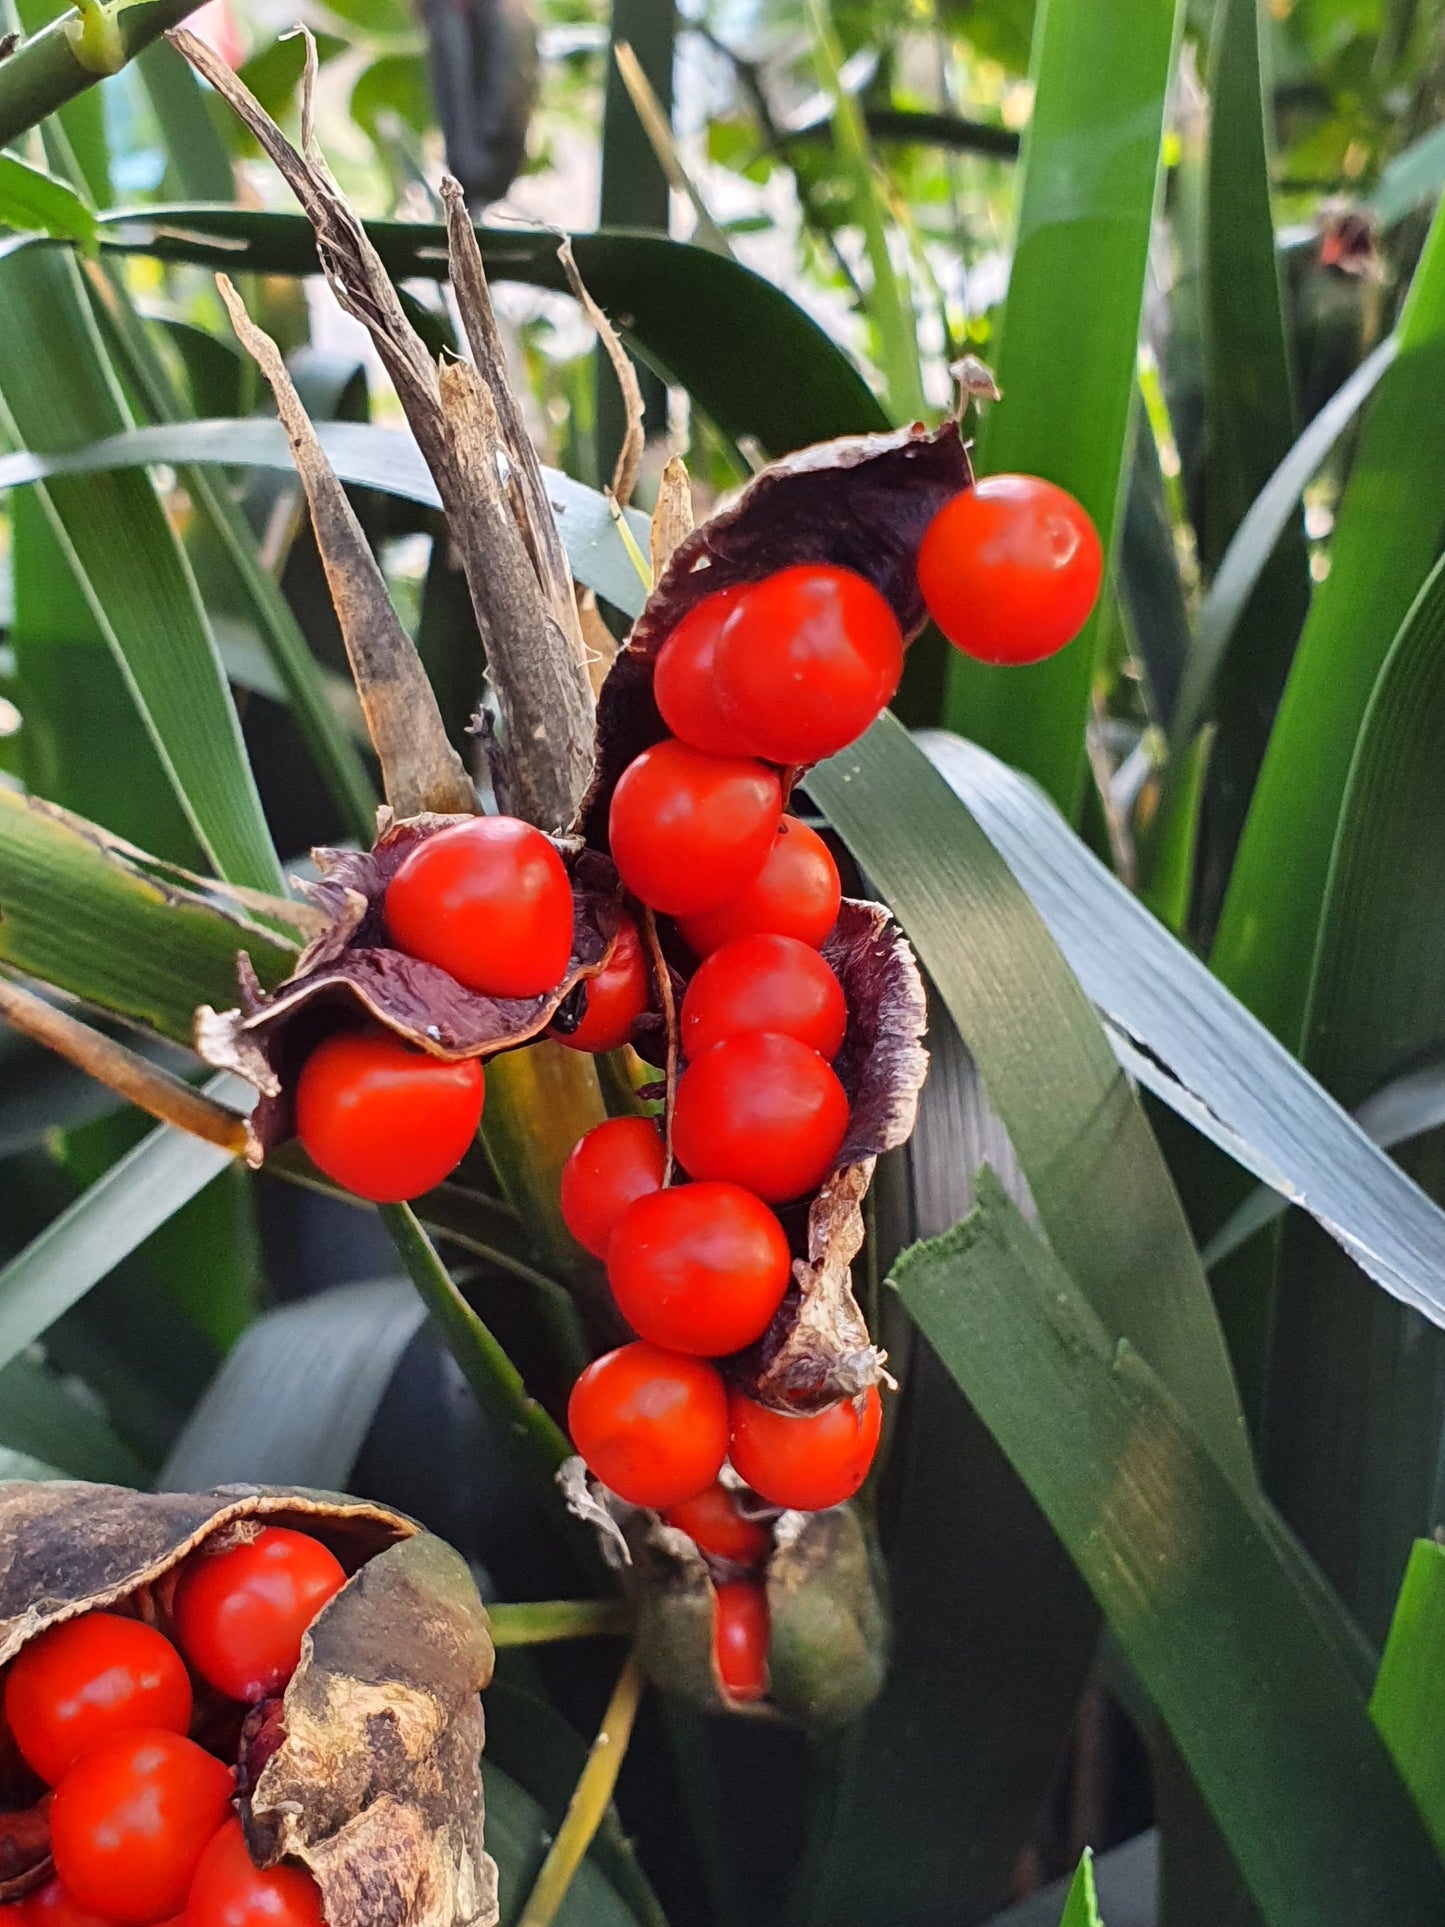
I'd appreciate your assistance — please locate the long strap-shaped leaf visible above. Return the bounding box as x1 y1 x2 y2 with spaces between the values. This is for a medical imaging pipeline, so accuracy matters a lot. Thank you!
941 0 1185 812
894 1173 1445 1927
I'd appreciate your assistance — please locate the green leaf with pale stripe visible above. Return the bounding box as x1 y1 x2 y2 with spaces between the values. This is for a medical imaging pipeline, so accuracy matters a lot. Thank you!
1058 1852 1104 1927
0 152 95 246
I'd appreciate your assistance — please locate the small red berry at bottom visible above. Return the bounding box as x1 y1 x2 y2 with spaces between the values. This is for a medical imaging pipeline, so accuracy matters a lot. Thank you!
663 1483 772 1565
49 1730 234 1926
559 1117 666 1259
654 587 756 758
184 1819 324 1927
677 818 840 957
568 1343 728 1508
727 1385 883 1511
917 475 1103 666
24 1880 121 1927
295 1033 484 1204
607 740 781 917
681 933 846 1061
5 1612 193 1786
712 1582 769 1703
173 1527 347 1704
672 1032 849 1203
553 914 650 1055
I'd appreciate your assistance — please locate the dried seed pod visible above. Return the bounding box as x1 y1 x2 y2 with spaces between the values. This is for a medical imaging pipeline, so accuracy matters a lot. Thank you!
561 1468 886 1726
0 1482 497 1927
195 814 626 1159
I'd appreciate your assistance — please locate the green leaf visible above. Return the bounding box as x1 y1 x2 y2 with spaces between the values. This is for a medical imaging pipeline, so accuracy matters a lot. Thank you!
1212 189 1445 1047
809 713 1253 1487
1366 121 1445 230
159 1279 426 1491
484 1763 649 1927
0 152 95 246
91 211 891 454
918 730 1445 1330
941 0 1185 810
1370 1540 1445 1859
1058 1851 1103 1927
0 245 284 891
0 1351 149 1484
0 785 301 1043
892 1171 1445 1926
135 38 233 202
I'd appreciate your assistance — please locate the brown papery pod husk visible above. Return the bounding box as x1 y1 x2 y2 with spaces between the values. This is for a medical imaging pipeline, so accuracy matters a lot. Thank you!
559 1467 886 1726
195 815 625 1158
0 1481 497 1927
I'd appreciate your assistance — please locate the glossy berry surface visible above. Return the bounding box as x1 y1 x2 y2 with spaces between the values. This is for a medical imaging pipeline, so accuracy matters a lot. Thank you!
25 1879 126 1927
677 818 841 957
607 1183 791 1356
917 475 1103 666
728 1385 883 1511
607 740 781 917
713 565 903 764
49 1730 233 1925
681 934 846 1062
663 1483 772 1566
654 587 754 758
553 914 649 1055
5 1614 192 1788
712 1582 769 1703
559 1117 666 1260
568 1342 728 1507
173 1527 346 1703
295 1034 483 1205
384 816 574 998
183 1819 324 1927
672 1032 849 1203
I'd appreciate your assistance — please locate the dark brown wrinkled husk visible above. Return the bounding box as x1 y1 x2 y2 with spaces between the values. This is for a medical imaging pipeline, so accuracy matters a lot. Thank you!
560 1467 886 1726
195 812 624 1156
0 1482 497 1927
580 421 973 842
726 899 928 1413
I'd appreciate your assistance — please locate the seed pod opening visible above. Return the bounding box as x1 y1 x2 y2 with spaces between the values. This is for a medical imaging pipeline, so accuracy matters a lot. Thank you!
0 1482 497 1927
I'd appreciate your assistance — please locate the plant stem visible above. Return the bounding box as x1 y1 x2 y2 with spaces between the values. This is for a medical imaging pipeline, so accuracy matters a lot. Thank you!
0 0 201 150
515 1650 647 1927
0 972 253 1156
488 1599 631 1647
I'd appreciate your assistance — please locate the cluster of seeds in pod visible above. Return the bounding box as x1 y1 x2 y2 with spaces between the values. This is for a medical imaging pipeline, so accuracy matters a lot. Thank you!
556 481 1099 1702
0 1528 347 1926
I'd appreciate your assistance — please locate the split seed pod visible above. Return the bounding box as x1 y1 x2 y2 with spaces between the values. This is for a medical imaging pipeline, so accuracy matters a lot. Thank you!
0 1481 498 1927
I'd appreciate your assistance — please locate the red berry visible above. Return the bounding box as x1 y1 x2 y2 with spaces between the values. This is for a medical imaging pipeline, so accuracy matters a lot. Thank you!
662 1484 772 1565
568 1343 728 1508
607 1183 791 1356
295 1034 484 1204
559 1117 666 1260
184 1819 324 1927
654 587 755 758
712 1582 769 1702
917 476 1103 666
672 1033 848 1203
677 818 840 957
713 565 903 764
5 1615 192 1789
25 1880 122 1927
728 1385 883 1511
608 740 781 917
384 816 574 999
172 1528 346 1703
681 934 846 1062
553 914 649 1055
49 1731 233 1925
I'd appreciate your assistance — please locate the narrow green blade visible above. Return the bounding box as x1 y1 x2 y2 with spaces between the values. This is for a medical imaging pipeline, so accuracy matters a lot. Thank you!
1058 1852 1103 1927
0 152 95 245
1371 1539 1445 1859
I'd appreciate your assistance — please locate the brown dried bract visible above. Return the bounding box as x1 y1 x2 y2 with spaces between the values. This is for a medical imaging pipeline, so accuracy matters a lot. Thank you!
194 814 624 1158
728 900 928 1413
0 1481 497 1927
581 421 973 841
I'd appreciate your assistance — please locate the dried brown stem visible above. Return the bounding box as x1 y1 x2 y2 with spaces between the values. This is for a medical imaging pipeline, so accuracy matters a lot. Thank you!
557 236 645 508
0 974 254 1158
216 274 475 819
649 456 694 581
638 908 678 1183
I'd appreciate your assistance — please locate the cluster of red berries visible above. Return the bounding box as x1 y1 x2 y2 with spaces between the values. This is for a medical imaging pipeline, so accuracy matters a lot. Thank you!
1 1528 347 1927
